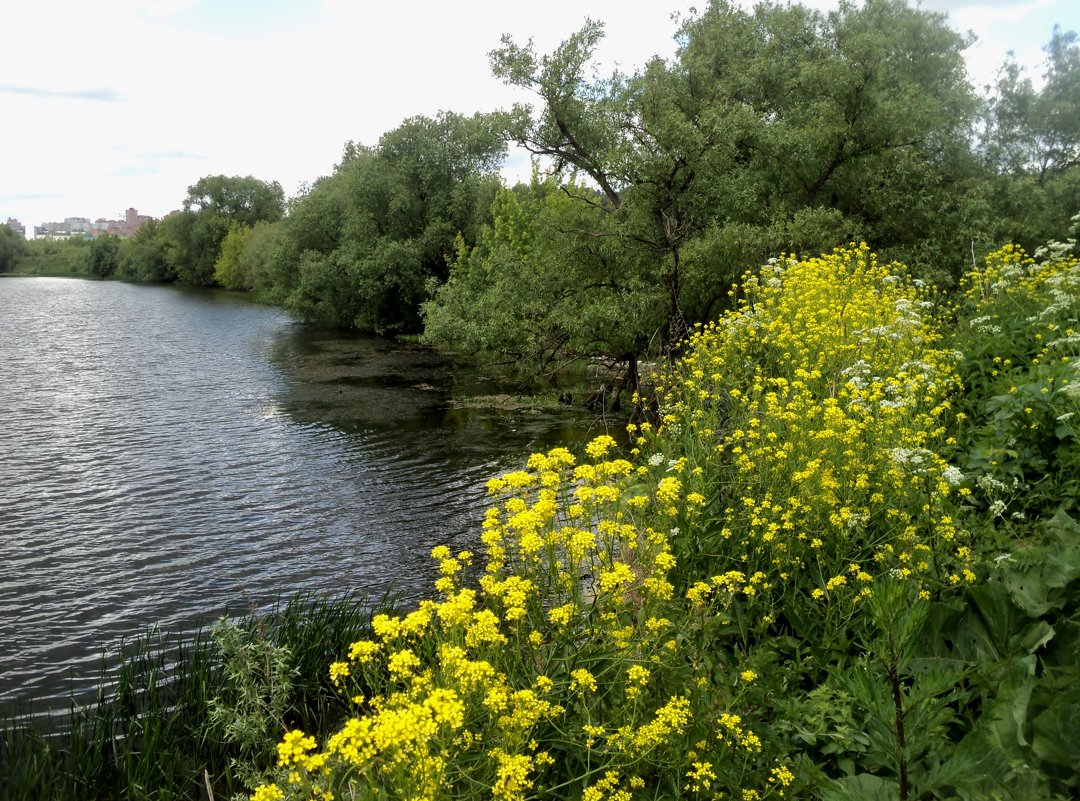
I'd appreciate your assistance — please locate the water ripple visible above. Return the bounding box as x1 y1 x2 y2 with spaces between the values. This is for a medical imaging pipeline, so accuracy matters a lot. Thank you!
0 277 587 713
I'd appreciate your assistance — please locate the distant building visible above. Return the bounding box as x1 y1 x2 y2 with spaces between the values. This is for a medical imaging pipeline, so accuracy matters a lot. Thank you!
4 218 25 237
35 208 155 240
34 220 86 240
90 208 152 238
123 207 153 237
92 217 124 237
66 217 92 235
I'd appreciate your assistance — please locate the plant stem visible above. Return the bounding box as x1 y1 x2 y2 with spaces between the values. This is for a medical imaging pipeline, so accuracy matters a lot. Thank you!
884 630 909 801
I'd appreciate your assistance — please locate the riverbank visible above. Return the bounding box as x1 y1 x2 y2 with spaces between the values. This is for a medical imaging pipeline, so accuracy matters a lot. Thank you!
0 592 394 801
247 239 1080 801
5 236 1079 800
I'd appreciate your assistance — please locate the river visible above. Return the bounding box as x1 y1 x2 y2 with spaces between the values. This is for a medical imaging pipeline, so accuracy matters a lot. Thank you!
0 276 592 711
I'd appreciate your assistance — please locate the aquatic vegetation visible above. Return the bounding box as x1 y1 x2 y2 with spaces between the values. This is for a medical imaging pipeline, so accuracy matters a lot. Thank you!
0 592 386 801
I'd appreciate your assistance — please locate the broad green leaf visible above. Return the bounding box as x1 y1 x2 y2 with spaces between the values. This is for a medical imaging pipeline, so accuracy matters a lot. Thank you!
1031 701 1080 769
819 774 900 801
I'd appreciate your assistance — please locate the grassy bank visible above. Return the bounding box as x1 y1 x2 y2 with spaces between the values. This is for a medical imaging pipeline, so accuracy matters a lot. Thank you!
0 592 395 801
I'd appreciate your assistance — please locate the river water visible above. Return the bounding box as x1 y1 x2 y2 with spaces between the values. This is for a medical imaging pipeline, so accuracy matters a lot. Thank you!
0 277 590 711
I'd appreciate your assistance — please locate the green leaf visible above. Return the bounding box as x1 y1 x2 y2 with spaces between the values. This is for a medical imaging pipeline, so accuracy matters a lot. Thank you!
920 745 994 796
1000 509 1080 616
1031 701 1080 769
819 774 900 801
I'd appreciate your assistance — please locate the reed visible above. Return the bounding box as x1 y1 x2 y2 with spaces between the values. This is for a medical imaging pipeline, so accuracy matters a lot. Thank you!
0 589 394 801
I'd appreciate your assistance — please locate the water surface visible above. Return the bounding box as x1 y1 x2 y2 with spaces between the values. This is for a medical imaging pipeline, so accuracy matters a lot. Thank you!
0 277 590 709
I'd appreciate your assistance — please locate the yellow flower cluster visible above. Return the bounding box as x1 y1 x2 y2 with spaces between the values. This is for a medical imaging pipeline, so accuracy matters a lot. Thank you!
582 771 635 801
254 413 785 800
660 244 972 621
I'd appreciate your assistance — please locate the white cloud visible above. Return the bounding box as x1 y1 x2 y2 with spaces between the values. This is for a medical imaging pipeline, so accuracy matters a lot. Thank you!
1 0 1073 230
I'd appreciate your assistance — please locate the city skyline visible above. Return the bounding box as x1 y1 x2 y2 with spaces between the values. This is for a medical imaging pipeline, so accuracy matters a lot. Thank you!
6 208 158 240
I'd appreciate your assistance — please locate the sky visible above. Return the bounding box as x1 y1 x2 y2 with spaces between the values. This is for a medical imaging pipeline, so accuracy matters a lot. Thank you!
1 0 1076 233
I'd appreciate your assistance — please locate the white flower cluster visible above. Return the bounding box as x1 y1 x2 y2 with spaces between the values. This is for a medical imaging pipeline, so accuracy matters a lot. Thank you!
941 465 966 487
889 446 936 475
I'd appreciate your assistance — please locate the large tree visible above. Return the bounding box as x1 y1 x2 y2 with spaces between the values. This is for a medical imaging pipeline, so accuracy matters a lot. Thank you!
116 219 173 282
86 234 120 279
984 26 1080 181
168 175 285 285
268 111 508 333
423 175 661 407
0 225 28 273
486 0 978 359
439 0 979 388
212 221 278 291
978 26 1080 250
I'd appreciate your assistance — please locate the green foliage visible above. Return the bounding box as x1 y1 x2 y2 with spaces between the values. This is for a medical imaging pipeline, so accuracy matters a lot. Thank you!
0 225 29 272
208 618 296 796
116 219 174 282
268 111 506 333
1 628 226 801
12 237 91 277
213 221 279 291
86 234 120 279
485 0 983 361
184 175 286 228
250 228 1080 801
167 175 285 286
0 592 386 801
899 513 1080 800
952 224 1080 520
977 29 1080 255
422 176 661 400
983 27 1080 181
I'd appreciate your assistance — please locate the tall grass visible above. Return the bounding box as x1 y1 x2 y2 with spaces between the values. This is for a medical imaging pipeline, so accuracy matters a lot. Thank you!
0 590 394 801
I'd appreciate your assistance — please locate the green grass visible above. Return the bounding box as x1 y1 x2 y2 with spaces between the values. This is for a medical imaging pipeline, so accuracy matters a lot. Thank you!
0 590 395 801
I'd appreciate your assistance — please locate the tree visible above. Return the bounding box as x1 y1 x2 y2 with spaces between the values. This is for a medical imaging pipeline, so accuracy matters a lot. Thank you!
16 238 90 276
213 221 278 291
183 175 286 227
984 26 1080 182
170 175 285 285
978 26 1080 252
424 175 663 407
479 0 979 378
0 225 28 273
116 218 173 282
86 234 120 278
269 111 507 333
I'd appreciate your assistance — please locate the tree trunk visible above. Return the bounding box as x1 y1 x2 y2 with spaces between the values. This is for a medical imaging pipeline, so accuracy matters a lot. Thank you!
666 245 688 360
610 353 640 413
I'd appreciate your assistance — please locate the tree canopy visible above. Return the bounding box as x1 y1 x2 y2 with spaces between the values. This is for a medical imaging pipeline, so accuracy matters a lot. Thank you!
424 0 1001 391
0 225 29 273
260 111 508 333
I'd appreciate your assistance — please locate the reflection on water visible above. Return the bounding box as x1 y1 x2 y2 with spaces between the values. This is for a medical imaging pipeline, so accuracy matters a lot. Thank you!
0 277 593 711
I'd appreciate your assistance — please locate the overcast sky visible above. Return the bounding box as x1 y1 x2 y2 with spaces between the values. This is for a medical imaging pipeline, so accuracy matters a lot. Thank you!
1 0 1075 231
